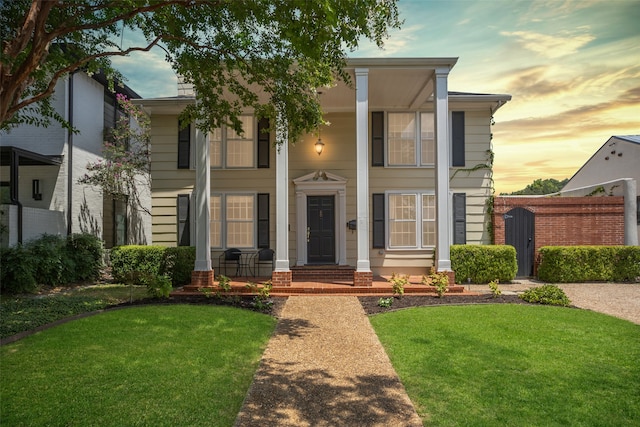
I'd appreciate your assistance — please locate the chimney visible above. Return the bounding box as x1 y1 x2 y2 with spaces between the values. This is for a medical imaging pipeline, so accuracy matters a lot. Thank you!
177 75 195 97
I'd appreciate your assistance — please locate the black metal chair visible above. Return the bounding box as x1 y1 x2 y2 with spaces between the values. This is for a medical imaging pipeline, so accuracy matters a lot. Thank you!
218 248 241 277
251 248 274 277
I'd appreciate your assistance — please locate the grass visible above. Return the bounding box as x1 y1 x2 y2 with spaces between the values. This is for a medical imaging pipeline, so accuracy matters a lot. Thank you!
0 284 149 338
1 305 276 426
370 304 640 426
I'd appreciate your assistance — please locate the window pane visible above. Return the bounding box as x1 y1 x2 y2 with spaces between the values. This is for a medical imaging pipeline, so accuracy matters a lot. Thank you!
422 194 436 247
388 194 417 247
388 113 416 165
227 116 254 167
210 195 221 247
420 113 435 164
226 195 254 248
210 128 222 167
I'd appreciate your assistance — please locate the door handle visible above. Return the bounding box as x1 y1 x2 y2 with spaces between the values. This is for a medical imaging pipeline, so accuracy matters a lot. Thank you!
307 227 310 243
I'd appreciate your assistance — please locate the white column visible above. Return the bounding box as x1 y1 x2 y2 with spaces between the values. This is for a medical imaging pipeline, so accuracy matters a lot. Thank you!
274 114 290 271
434 67 452 271
623 179 638 245
355 68 371 272
194 126 212 270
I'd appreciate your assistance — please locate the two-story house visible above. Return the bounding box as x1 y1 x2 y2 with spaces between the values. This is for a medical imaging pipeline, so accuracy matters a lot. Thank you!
0 71 151 248
136 57 510 286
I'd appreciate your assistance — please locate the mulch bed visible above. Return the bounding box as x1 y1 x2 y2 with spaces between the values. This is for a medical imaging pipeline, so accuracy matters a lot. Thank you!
359 294 534 315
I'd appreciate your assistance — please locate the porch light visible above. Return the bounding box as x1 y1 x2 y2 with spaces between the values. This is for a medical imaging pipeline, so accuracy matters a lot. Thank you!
314 137 325 155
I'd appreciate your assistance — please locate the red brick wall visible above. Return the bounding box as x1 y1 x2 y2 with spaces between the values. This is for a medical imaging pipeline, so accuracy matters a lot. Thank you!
493 196 625 271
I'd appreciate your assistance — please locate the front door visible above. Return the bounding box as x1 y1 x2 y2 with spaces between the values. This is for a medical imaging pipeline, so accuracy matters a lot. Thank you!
505 207 535 277
307 196 335 264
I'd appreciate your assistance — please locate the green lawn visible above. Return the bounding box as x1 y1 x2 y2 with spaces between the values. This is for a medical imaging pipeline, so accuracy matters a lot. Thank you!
1 305 276 426
370 304 640 427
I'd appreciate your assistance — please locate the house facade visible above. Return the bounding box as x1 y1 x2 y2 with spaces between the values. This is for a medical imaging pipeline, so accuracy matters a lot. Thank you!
562 135 639 244
137 58 510 286
0 71 151 248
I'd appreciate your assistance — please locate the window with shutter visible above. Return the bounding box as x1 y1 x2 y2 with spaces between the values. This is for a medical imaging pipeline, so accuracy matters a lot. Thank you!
452 112 465 167
177 194 191 246
453 193 466 244
257 193 270 248
371 112 384 166
177 122 191 169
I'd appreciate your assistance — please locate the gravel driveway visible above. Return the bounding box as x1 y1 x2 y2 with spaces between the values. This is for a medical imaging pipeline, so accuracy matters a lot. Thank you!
470 281 640 325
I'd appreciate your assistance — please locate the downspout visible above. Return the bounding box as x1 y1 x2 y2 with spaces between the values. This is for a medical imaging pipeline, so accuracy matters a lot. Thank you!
9 149 22 244
67 72 75 235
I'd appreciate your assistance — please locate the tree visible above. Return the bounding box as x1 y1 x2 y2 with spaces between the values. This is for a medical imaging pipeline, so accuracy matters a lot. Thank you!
78 93 151 215
506 178 569 195
0 0 401 140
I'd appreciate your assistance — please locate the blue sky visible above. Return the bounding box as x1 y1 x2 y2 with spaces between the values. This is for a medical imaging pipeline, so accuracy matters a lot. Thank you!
113 0 640 193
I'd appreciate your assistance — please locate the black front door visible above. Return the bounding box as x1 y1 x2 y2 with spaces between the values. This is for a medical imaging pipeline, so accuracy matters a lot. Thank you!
307 196 335 264
505 207 535 277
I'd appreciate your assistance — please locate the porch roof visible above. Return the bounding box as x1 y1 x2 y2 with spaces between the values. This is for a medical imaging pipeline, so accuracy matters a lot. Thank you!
0 146 63 166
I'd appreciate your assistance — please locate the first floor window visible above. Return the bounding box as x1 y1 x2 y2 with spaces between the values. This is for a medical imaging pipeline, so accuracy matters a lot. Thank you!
210 194 255 248
388 192 436 249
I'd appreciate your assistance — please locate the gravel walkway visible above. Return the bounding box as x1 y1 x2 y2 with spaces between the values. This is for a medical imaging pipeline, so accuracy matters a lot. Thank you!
234 296 423 427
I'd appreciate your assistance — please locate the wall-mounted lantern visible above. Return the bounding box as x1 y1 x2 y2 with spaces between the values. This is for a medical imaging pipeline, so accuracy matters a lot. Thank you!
32 179 42 200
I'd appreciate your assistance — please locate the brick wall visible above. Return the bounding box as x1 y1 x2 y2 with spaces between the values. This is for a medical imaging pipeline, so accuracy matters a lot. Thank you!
493 196 625 272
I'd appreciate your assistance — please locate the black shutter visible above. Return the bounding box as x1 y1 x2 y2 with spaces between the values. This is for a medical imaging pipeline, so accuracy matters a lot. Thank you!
453 193 466 244
177 194 191 246
178 122 190 169
257 193 269 248
372 193 385 248
257 118 270 168
452 112 465 167
371 111 384 166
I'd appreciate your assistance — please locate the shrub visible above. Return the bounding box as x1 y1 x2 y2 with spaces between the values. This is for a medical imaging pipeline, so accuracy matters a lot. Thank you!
451 245 517 284
519 285 571 306
147 274 172 298
65 234 103 282
162 246 196 286
24 234 69 286
0 246 37 293
422 269 449 297
488 279 501 298
537 246 640 282
388 273 408 297
378 297 394 308
110 245 166 285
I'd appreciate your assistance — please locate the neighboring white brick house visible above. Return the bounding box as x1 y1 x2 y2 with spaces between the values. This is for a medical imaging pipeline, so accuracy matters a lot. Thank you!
0 71 151 247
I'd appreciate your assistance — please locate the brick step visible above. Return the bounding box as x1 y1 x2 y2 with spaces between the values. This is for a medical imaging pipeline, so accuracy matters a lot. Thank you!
291 265 356 282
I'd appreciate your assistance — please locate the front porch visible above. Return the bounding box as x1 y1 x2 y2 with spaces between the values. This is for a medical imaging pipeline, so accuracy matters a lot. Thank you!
176 270 465 297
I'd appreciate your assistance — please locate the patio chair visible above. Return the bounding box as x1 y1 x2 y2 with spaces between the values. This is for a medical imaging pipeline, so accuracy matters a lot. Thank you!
218 248 241 277
251 248 274 277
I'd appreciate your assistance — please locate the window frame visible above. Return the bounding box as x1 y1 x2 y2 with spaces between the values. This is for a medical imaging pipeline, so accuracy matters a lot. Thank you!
209 115 257 169
386 111 435 168
209 192 257 249
385 190 436 250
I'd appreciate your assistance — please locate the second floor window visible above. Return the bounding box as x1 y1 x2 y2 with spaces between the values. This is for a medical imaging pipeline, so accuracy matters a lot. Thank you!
210 116 254 168
387 112 434 167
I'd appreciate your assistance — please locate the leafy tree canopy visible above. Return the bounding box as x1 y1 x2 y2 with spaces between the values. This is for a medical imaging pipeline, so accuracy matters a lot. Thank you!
0 0 401 141
506 178 569 195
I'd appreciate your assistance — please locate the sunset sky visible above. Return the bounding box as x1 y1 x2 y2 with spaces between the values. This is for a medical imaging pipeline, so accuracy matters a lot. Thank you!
113 0 640 194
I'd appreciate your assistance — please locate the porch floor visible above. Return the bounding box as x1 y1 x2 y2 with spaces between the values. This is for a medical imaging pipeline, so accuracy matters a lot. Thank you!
173 275 470 297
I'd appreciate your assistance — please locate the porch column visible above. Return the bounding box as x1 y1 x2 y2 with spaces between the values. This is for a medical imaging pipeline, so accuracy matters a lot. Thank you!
273 113 291 286
191 125 214 287
434 67 452 273
623 179 638 245
354 67 372 286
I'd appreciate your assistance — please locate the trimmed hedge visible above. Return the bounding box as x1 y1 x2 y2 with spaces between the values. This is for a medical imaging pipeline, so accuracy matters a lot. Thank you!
0 234 103 294
110 245 196 286
537 246 640 283
451 244 518 284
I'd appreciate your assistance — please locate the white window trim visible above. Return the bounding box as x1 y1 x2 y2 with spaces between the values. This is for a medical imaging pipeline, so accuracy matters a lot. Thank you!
210 115 257 170
385 111 436 168
385 190 436 250
210 192 257 249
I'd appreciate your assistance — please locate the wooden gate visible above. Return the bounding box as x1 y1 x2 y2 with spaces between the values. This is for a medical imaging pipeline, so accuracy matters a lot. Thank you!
504 207 535 277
